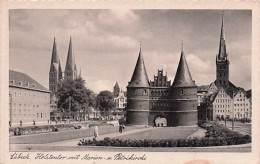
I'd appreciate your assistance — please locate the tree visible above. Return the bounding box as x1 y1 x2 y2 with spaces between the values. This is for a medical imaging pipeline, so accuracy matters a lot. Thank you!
57 77 96 120
96 90 115 120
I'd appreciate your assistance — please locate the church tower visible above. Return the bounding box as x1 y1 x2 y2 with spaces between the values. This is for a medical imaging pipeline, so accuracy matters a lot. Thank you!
113 82 120 97
169 45 198 126
216 13 229 90
49 37 63 96
126 44 150 126
64 37 78 81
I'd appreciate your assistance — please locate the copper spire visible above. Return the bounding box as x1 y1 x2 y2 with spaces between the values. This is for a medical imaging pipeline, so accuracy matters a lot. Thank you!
65 36 76 71
51 37 59 64
58 60 63 79
218 11 227 60
115 81 120 89
128 44 150 87
172 45 196 87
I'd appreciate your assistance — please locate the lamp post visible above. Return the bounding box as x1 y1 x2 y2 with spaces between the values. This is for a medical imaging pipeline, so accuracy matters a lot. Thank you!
9 93 12 127
69 96 72 120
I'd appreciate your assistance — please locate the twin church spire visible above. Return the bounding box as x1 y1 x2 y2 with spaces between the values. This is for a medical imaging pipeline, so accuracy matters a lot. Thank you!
49 36 79 96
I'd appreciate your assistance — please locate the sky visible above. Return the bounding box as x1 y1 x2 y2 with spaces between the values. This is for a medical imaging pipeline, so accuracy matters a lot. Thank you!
9 9 252 94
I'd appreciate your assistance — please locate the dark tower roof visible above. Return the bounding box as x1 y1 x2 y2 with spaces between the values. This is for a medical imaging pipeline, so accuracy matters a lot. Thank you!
114 82 120 89
65 36 76 71
51 37 59 64
128 45 150 88
172 49 196 87
218 12 227 60
58 60 63 78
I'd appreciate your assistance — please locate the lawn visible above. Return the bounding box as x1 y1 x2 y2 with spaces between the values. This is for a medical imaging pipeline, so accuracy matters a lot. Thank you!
10 126 141 144
115 127 197 140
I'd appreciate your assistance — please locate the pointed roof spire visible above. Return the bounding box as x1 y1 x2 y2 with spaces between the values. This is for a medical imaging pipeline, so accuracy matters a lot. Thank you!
218 11 227 60
128 44 150 88
172 44 196 87
115 81 119 88
65 36 75 70
221 11 225 39
51 37 59 64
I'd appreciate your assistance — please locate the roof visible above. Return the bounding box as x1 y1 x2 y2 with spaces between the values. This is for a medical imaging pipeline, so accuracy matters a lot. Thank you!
217 13 227 60
9 70 49 92
212 80 238 97
65 36 76 72
51 37 59 64
127 46 150 88
198 85 209 91
246 89 252 98
172 51 196 87
114 82 120 89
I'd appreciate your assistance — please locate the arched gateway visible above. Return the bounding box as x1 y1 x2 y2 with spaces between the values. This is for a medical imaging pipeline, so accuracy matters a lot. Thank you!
153 116 167 127
126 44 198 127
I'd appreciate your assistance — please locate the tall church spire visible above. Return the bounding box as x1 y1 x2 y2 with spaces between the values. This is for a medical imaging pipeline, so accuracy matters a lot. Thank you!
64 36 77 80
215 12 230 90
51 37 59 64
172 44 196 87
218 12 227 60
128 44 150 87
65 36 75 69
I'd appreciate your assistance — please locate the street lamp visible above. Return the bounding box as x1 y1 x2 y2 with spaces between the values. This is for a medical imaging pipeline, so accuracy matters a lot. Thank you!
9 93 12 127
69 96 72 120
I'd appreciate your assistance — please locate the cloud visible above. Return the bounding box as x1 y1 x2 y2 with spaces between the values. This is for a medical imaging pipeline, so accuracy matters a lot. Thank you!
9 10 252 93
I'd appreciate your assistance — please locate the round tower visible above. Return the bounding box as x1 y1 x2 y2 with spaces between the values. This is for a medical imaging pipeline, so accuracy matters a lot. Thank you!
169 48 198 126
126 45 150 126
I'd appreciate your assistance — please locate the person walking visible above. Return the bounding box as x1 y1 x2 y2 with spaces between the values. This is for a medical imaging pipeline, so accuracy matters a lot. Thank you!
119 125 122 133
94 126 99 139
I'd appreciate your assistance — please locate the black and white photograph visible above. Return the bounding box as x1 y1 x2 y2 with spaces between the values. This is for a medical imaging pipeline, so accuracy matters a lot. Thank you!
1 1 260 164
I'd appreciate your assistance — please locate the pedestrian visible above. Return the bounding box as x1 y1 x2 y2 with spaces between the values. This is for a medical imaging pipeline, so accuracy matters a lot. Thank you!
94 126 99 139
119 125 122 133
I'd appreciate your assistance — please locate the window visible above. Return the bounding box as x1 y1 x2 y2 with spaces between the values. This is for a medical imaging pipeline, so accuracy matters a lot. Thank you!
41 113 42 118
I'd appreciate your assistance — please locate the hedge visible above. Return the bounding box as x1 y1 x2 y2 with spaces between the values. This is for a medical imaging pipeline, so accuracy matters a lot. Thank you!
9 124 82 136
78 121 251 147
78 135 251 147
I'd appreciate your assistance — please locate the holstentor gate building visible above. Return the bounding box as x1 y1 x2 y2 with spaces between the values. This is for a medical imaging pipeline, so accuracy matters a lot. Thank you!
126 44 198 127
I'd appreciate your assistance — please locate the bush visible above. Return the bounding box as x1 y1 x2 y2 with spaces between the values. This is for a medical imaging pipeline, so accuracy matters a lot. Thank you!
78 135 251 147
9 124 82 136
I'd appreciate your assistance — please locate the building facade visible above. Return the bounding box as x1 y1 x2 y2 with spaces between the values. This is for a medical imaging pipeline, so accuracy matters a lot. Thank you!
233 89 251 120
9 70 51 126
211 87 232 120
126 45 197 127
114 89 127 110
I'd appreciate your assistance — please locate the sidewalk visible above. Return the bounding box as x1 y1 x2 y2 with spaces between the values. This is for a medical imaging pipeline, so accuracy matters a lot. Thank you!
46 126 156 146
187 127 206 138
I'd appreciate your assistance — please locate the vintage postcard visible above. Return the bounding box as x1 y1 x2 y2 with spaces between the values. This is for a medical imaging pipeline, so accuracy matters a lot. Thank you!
0 0 260 164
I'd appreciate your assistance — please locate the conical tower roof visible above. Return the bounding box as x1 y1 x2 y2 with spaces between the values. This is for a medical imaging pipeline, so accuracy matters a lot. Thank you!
218 12 227 60
172 50 196 87
51 37 59 64
65 36 75 70
128 45 150 88
114 82 120 89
